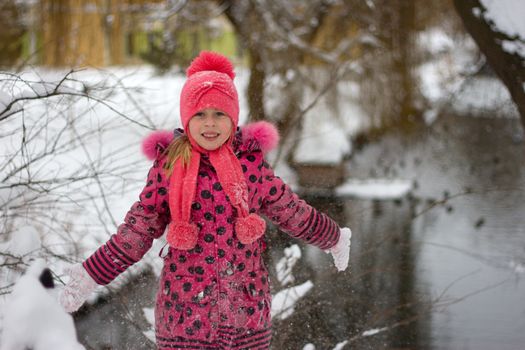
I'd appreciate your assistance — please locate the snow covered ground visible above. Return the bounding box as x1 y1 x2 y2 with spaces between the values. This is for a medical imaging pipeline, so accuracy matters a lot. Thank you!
1 260 84 350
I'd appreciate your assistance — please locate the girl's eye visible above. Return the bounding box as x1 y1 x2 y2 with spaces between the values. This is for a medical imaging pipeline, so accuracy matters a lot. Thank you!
215 112 226 117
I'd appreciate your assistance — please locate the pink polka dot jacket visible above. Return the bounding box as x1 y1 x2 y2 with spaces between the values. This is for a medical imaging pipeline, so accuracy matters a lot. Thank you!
82 122 341 349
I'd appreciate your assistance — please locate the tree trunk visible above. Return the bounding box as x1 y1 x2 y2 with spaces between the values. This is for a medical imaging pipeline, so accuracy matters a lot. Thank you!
40 0 106 67
0 1 25 67
453 0 525 131
222 1 267 122
246 47 266 121
397 0 418 125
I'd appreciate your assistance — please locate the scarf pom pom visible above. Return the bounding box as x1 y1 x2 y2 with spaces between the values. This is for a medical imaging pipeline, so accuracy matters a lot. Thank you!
167 222 199 250
235 214 266 244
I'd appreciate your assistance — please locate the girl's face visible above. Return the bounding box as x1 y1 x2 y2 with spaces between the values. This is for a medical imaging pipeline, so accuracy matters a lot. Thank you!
188 108 233 151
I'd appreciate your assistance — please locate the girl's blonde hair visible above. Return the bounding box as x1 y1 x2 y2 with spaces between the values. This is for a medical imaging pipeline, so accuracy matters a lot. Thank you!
163 135 192 177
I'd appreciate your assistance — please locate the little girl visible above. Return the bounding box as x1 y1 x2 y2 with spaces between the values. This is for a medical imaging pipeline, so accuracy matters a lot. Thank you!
60 51 351 350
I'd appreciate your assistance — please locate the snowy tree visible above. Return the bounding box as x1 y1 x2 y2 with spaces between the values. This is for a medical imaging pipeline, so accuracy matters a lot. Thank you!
453 0 525 130
216 0 366 167
217 0 458 162
0 67 160 297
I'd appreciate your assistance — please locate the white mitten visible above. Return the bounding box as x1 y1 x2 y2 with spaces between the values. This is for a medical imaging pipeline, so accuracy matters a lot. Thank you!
329 227 352 271
59 263 98 313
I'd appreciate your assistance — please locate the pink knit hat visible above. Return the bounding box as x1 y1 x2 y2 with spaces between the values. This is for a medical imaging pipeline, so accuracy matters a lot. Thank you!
179 51 240 131
167 51 266 250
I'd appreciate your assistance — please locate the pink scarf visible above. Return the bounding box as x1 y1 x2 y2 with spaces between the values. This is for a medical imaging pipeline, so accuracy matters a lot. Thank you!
166 135 266 250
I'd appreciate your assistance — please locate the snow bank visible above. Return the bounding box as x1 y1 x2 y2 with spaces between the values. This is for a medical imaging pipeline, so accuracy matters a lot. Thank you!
332 340 349 350
275 244 302 286
271 280 314 320
336 178 413 199
142 307 156 343
1 260 84 350
450 76 519 117
362 327 388 337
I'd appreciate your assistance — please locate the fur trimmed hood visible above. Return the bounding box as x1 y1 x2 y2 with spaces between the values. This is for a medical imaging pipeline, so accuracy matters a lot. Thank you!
142 121 279 160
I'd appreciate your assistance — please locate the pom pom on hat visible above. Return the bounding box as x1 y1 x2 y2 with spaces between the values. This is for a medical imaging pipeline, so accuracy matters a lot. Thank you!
186 51 235 80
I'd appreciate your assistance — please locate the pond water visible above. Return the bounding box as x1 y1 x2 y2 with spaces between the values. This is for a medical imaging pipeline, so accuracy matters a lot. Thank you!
75 114 525 350
312 113 525 350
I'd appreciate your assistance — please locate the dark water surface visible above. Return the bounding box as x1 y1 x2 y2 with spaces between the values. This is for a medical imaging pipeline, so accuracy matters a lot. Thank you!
76 115 525 350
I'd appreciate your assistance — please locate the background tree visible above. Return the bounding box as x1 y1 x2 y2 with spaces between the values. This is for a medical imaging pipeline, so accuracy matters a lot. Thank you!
218 0 364 165
453 0 525 130
0 1 26 68
217 0 459 160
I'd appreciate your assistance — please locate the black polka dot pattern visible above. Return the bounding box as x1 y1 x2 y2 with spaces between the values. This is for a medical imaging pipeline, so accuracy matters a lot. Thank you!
192 202 201 210
144 146 336 347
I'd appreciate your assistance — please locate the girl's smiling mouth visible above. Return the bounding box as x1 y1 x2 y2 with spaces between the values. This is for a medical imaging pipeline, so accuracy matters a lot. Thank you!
202 132 220 139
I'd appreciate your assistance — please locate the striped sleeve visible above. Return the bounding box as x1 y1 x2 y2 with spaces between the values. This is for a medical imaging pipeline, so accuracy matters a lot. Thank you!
83 156 170 285
258 162 340 250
